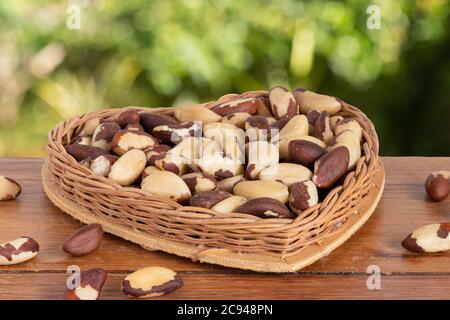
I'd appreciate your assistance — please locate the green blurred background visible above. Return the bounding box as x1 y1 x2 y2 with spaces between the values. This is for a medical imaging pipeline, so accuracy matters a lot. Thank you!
0 0 449 157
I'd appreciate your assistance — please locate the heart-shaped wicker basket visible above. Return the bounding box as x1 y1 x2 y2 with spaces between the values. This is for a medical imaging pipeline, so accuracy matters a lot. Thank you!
43 91 385 272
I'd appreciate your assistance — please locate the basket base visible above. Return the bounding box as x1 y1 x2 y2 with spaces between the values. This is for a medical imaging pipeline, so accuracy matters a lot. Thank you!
42 160 385 273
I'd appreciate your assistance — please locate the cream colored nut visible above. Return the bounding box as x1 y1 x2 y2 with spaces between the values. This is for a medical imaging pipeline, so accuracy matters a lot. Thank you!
294 88 342 115
216 175 244 193
79 118 101 137
73 136 92 146
171 137 221 165
245 141 279 179
278 134 326 159
154 152 188 176
63 268 107 300
278 114 309 139
115 110 140 128
111 130 157 156
259 163 313 186
203 122 245 159
92 121 121 151
189 190 232 209
288 180 319 214
313 146 349 188
329 130 361 169
146 144 172 166
236 197 294 218
233 180 289 203
108 149 147 186
152 121 201 144
0 237 39 265
182 172 217 194
245 115 271 141
334 118 362 142
0 176 21 201
122 266 183 298
269 86 299 119
197 151 244 180
64 144 108 162
221 112 251 129
402 223 450 253
140 112 178 132
141 170 191 203
63 224 104 257
330 115 344 129
255 97 273 116
90 155 118 176
141 166 162 179
314 112 334 145
211 96 264 116
288 139 326 167
174 104 222 124
425 171 450 202
266 116 277 125
211 196 247 213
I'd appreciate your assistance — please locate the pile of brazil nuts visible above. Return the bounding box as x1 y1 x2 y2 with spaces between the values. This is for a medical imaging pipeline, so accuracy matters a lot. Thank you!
63 86 365 219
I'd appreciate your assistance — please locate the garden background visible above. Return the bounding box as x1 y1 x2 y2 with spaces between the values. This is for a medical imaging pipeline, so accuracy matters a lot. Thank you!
0 0 449 156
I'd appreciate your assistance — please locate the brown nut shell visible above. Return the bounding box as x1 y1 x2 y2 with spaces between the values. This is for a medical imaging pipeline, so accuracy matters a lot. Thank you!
63 224 104 257
64 144 108 162
312 146 349 188
288 139 326 167
140 112 178 132
63 268 107 300
189 190 232 209
115 110 140 128
236 197 294 219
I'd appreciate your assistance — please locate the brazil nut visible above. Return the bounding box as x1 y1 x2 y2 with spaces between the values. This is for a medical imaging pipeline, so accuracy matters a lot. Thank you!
141 170 191 203
233 180 289 203
268 86 299 119
182 172 217 194
288 180 319 214
294 88 342 115
236 198 294 219
108 149 147 186
189 190 232 209
174 104 222 124
0 236 39 265
0 176 21 201
258 163 313 186
312 146 349 188
91 121 121 151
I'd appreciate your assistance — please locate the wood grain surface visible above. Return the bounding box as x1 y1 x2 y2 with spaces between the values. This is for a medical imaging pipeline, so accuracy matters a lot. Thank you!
0 157 449 299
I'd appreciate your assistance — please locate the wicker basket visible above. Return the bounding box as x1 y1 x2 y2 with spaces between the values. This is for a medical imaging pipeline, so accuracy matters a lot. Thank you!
43 91 384 272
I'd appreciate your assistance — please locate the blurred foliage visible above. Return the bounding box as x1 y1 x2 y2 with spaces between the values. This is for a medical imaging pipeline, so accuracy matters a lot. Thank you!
0 0 449 156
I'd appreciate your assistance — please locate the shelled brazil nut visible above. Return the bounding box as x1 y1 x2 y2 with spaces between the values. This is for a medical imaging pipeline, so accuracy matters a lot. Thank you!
64 86 365 220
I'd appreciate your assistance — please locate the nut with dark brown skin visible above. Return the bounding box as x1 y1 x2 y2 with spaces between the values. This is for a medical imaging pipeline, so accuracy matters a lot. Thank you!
108 149 147 186
189 190 232 209
111 129 158 156
216 174 244 193
90 154 118 177
145 144 172 166
222 112 252 129
152 121 201 144
0 176 22 201
63 224 104 257
293 88 342 115
268 86 299 120
174 104 222 124
141 170 191 204
425 171 450 202
278 134 326 159
289 139 327 167
79 118 102 137
312 146 349 188
0 236 39 265
314 111 334 145
236 197 295 219
211 96 264 116
140 112 178 133
245 115 271 141
181 172 217 194
73 136 92 146
288 180 319 215
402 223 450 253
126 122 145 132
64 144 108 162
115 110 140 128
270 114 294 131
306 109 321 126
64 268 107 300
122 266 183 298
91 121 121 151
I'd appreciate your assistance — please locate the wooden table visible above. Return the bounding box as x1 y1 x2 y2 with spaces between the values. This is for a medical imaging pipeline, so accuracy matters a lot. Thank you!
0 157 449 300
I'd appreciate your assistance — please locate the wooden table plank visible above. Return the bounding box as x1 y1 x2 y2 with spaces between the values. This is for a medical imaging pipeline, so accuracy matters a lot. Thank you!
0 273 449 300
0 157 449 299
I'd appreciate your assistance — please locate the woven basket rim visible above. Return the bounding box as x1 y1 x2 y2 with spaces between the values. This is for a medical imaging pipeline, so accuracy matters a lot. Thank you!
46 90 380 257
